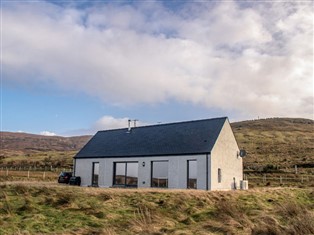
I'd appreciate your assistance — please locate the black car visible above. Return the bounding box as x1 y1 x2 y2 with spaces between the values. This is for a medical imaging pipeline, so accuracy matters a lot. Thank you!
58 172 72 184
69 176 81 186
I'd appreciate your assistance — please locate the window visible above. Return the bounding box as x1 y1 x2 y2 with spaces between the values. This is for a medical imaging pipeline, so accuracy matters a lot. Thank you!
126 162 138 186
92 162 99 186
187 160 197 189
113 162 138 187
114 162 126 185
151 161 168 188
218 168 222 183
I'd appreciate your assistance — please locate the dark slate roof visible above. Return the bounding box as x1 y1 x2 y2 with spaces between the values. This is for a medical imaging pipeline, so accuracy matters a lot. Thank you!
75 117 227 158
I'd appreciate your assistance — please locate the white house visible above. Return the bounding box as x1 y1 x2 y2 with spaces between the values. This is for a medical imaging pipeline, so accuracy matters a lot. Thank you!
74 117 244 190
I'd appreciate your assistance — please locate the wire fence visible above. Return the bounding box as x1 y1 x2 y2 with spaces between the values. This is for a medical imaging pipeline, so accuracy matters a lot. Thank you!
244 173 314 187
0 167 72 181
0 166 72 172
244 164 314 174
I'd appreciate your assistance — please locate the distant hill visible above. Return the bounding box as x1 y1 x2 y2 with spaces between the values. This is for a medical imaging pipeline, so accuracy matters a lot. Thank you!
0 132 91 156
1 118 313 170
231 118 314 170
0 132 91 167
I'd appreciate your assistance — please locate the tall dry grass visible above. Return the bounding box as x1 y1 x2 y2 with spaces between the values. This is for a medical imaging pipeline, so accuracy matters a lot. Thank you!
0 183 313 235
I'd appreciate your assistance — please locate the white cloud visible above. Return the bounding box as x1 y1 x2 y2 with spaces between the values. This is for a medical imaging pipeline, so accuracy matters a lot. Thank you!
40 131 57 136
62 116 149 136
93 116 129 130
2 1 313 119
93 116 148 131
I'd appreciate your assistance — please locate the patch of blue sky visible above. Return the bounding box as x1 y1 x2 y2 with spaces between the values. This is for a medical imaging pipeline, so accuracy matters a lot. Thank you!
1 86 104 134
215 43 252 57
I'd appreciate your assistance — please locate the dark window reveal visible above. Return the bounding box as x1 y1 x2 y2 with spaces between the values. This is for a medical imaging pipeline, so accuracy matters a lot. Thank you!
92 162 99 186
218 168 222 183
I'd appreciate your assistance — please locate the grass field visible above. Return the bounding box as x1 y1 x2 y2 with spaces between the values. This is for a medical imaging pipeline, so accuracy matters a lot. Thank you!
0 150 77 169
0 182 313 235
0 170 59 182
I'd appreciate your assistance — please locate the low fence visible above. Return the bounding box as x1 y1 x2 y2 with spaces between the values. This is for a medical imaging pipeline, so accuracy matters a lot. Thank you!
0 166 72 172
244 173 314 187
0 167 72 181
244 164 314 175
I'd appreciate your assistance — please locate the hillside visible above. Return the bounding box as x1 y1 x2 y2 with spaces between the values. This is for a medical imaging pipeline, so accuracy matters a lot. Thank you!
0 118 313 171
0 132 91 167
231 118 314 171
0 132 91 154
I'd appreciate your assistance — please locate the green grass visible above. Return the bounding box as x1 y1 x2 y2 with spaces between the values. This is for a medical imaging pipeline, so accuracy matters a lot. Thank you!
0 183 313 235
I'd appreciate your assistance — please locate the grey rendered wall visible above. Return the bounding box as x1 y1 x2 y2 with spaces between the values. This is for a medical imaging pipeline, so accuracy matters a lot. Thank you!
74 158 91 186
210 119 242 190
75 154 209 189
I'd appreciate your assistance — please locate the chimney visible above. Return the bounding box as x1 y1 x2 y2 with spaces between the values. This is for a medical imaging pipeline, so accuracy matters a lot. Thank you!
128 119 131 132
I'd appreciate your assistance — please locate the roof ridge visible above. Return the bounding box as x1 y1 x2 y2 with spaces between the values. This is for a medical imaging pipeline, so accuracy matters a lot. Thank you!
97 117 227 133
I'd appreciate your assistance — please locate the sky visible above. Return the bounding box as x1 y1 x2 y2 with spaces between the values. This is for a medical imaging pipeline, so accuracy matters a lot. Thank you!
1 0 313 136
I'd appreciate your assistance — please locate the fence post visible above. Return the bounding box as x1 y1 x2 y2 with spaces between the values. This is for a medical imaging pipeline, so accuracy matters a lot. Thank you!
280 176 282 184
301 175 303 183
28 170 30 179
6 168 8 176
43 171 46 180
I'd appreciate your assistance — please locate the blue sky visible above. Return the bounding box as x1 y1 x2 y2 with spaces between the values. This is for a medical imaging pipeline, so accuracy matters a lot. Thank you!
1 0 313 136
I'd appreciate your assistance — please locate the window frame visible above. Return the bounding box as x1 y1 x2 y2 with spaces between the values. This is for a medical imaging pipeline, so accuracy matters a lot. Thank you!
151 160 169 188
113 161 138 187
187 160 197 189
92 162 99 186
